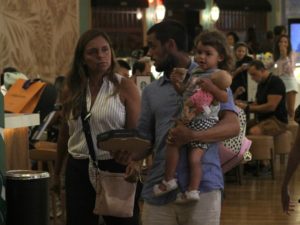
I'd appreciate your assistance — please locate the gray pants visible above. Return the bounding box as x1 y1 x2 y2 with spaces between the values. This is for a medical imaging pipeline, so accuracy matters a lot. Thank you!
142 190 221 225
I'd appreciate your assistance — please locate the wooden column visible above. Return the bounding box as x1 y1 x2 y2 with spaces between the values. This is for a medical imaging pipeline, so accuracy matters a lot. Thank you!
0 93 6 225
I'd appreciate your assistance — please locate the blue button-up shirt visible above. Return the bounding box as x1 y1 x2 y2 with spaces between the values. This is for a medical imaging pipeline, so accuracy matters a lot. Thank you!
138 62 237 205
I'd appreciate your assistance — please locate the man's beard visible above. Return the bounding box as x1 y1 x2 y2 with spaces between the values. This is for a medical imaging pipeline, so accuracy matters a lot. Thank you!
155 54 178 77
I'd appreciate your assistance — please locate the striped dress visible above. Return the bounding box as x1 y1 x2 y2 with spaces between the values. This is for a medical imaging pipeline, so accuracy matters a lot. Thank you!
68 74 125 160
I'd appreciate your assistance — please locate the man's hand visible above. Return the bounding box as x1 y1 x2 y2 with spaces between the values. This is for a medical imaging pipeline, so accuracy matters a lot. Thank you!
235 100 248 110
167 122 194 147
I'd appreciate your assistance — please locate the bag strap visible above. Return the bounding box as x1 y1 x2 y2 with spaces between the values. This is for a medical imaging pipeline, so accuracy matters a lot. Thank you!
22 78 41 89
80 93 98 168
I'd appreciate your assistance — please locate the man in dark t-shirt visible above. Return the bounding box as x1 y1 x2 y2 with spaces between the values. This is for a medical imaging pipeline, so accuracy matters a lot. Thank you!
236 60 288 136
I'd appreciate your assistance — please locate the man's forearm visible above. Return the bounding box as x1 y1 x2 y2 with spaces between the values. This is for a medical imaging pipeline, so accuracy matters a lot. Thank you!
191 110 239 143
249 103 275 113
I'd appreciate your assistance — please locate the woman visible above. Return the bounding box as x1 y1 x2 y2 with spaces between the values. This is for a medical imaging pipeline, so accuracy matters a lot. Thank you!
274 34 298 119
281 105 300 215
226 31 239 51
53 29 141 225
231 42 253 101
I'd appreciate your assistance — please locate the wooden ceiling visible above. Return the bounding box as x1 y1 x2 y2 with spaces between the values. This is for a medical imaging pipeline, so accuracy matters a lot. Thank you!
91 0 149 8
215 0 272 12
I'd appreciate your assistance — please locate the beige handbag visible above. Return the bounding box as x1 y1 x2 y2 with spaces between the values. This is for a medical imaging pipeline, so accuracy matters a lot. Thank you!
81 102 136 218
93 170 136 217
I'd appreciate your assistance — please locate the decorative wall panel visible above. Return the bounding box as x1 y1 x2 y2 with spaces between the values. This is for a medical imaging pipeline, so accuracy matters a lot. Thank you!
0 0 79 82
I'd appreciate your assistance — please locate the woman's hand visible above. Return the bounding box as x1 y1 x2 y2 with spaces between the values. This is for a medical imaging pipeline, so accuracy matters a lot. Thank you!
234 86 246 99
111 150 133 165
281 185 295 215
240 64 249 71
124 161 140 183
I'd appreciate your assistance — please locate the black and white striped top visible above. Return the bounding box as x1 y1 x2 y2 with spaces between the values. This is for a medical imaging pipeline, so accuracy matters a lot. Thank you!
68 74 125 160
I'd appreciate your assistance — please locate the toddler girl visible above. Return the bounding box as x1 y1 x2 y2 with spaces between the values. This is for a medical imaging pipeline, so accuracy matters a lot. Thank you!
153 30 233 202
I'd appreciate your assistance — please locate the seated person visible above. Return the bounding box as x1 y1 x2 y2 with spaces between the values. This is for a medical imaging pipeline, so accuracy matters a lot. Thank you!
236 60 288 172
236 60 288 137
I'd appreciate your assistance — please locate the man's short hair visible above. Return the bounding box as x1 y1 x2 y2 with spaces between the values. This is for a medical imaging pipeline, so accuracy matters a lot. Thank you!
117 59 131 70
147 19 188 52
132 61 146 75
249 60 266 70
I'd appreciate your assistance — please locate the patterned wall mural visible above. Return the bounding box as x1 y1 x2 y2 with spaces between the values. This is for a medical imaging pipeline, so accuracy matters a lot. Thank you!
0 0 79 83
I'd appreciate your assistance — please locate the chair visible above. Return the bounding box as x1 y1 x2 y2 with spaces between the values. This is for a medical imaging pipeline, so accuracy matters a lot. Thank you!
29 141 65 224
274 130 292 164
246 135 275 179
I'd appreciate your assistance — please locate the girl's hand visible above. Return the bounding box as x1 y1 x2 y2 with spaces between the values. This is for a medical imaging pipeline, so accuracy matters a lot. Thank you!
197 77 216 93
170 68 187 83
111 150 133 165
281 185 295 215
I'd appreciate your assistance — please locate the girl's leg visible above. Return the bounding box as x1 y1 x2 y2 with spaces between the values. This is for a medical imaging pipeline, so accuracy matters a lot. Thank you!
153 143 179 195
286 91 297 119
165 144 180 181
188 149 204 191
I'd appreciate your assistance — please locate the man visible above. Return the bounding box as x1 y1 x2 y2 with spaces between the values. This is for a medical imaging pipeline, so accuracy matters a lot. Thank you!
124 20 238 225
237 60 288 136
